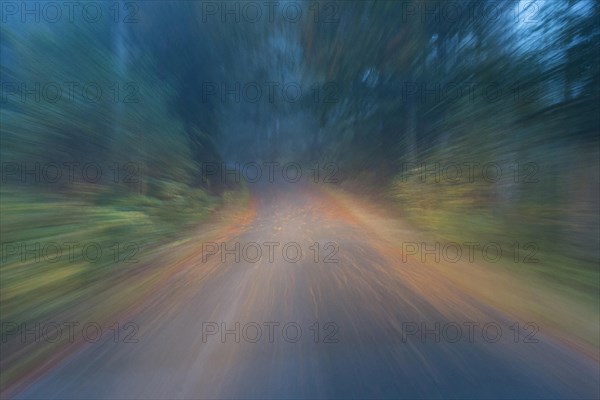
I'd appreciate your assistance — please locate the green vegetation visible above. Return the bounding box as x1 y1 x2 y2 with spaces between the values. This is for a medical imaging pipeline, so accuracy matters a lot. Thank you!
0 8 248 346
1 182 227 330
389 157 599 303
1 2 598 384
300 0 599 302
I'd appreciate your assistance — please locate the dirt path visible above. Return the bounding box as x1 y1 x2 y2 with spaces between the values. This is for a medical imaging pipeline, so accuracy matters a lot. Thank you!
12 182 600 399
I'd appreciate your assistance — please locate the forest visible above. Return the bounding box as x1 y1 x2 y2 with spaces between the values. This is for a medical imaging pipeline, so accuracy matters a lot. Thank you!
1 1 599 398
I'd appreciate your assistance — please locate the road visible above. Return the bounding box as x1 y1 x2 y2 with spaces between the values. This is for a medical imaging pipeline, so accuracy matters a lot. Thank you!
15 182 600 399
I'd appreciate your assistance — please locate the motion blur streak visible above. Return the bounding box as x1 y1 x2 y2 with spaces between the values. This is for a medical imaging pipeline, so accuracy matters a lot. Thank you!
1 1 599 399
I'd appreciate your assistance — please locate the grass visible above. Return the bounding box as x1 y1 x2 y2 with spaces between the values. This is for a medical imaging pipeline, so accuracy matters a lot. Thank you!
0 182 247 336
387 175 600 307
0 181 251 394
